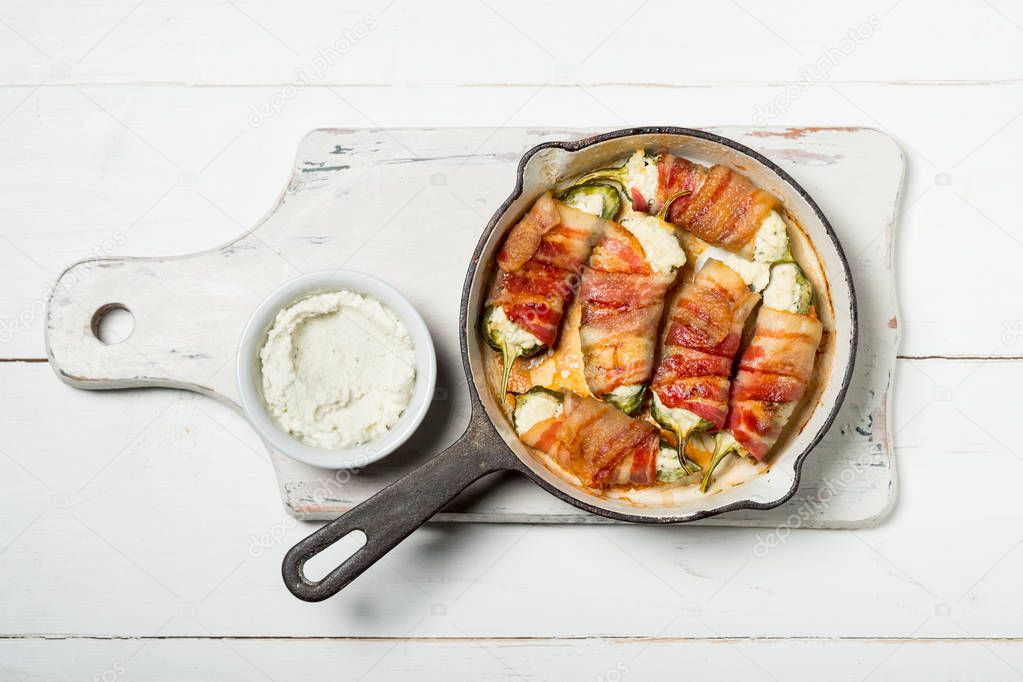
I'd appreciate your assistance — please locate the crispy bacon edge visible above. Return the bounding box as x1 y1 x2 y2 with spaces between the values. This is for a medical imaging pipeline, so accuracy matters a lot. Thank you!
651 259 760 429
726 307 824 460
647 159 779 257
676 165 779 256
578 222 677 397
488 194 603 346
520 391 660 489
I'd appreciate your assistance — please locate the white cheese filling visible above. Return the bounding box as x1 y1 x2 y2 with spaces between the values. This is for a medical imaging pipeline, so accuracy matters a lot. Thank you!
620 214 687 273
694 211 791 292
715 431 748 459
489 305 542 354
608 384 644 401
656 445 695 482
763 262 813 313
623 150 660 206
513 392 563 435
652 392 706 435
753 211 791 263
569 191 608 217
764 263 800 311
695 246 773 292
259 290 416 450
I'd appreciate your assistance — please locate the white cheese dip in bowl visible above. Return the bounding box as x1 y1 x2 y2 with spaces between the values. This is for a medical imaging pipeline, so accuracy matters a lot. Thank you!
236 270 436 469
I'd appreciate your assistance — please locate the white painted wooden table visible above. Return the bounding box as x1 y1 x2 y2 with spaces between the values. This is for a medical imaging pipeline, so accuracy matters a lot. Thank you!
1 1 1021 680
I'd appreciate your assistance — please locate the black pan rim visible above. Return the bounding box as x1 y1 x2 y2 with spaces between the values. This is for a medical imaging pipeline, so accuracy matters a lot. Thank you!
459 125 859 525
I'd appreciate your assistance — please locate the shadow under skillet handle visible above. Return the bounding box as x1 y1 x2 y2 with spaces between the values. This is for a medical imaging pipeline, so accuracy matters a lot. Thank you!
282 417 519 602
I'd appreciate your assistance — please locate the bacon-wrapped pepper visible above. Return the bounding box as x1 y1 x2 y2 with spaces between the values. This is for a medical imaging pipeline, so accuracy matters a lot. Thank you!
649 259 760 471
483 192 605 394
578 215 686 414
512 386 696 489
700 263 821 492
556 183 622 220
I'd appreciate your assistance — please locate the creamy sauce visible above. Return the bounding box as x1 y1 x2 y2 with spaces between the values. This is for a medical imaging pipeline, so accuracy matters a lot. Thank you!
260 290 416 449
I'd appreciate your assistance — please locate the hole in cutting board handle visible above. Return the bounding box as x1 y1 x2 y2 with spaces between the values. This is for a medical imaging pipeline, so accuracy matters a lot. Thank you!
91 304 135 345
301 529 368 582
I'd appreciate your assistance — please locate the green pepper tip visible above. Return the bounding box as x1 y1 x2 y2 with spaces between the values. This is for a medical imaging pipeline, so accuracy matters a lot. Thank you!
700 432 745 493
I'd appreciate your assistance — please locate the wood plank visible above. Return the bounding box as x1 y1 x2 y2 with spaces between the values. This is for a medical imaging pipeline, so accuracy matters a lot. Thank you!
3 637 1023 681
1 83 1019 358
0 0 1020 85
0 359 1020 637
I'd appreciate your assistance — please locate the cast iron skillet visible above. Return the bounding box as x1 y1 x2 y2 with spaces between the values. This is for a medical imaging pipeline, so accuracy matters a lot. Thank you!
282 127 858 602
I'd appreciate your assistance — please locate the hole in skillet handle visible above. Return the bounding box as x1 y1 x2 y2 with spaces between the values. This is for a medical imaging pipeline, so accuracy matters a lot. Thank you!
281 418 522 602
302 530 367 582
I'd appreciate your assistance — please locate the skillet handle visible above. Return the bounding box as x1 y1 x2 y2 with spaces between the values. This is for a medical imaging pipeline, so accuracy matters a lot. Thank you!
282 418 520 601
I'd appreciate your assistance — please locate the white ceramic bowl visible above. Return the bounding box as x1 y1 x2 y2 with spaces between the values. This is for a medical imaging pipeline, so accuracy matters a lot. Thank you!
236 270 437 469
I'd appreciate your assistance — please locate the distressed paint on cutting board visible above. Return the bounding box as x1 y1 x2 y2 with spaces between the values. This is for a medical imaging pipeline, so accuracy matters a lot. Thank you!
44 127 902 528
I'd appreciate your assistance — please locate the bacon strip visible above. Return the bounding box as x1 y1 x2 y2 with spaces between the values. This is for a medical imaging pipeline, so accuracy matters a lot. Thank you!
520 392 659 488
675 165 777 258
727 307 823 460
655 154 707 218
578 222 676 397
651 259 760 428
489 193 604 346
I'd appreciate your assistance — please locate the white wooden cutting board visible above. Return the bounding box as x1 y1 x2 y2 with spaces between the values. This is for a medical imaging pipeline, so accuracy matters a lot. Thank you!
45 126 902 528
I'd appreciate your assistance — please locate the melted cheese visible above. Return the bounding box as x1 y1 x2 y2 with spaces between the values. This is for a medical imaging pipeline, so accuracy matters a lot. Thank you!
624 150 659 206
620 215 686 273
753 211 791 263
763 263 813 313
693 211 792 292
568 191 607 217
489 305 542 354
607 384 644 401
652 392 705 435
694 246 772 292
514 392 563 435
